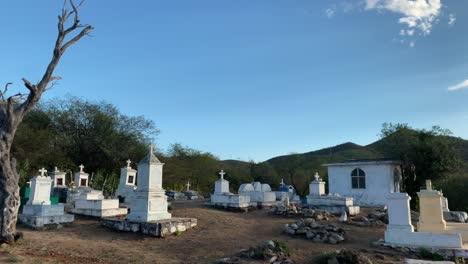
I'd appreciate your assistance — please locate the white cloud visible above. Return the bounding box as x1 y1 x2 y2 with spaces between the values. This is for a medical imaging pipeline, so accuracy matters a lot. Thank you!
448 13 456 26
365 0 442 35
448 80 468 91
409 41 415 47
325 7 336 18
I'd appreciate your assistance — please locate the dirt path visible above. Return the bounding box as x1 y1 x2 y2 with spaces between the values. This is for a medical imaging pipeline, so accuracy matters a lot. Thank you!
0 200 407 263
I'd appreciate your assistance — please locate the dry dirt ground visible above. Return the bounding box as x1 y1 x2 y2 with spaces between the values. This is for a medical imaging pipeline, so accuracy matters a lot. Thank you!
0 200 412 264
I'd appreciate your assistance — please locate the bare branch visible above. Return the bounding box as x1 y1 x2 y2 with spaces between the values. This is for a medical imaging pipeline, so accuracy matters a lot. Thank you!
61 25 93 52
21 78 36 93
1 83 13 100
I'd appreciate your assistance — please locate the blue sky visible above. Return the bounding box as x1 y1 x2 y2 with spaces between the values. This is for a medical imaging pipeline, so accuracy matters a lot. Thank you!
0 0 467 162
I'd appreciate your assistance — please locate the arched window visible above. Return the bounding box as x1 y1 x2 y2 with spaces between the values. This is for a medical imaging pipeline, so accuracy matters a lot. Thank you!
351 168 366 189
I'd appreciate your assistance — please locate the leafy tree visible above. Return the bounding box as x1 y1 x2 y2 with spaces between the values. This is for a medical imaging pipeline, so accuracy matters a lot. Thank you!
377 123 461 207
13 97 158 189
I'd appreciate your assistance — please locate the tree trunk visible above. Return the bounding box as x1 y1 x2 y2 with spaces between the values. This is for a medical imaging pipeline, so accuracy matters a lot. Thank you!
0 142 20 244
0 0 92 243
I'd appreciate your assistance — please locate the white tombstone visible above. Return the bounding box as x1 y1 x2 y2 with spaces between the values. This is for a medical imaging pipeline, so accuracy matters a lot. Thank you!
238 181 276 206
51 167 66 188
74 164 89 187
384 192 463 248
28 168 52 205
126 144 171 222
309 172 325 196
115 159 137 199
386 193 414 234
210 170 251 208
19 168 75 228
215 170 229 194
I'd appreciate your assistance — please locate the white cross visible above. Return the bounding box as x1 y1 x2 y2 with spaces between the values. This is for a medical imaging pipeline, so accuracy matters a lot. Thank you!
186 181 191 191
54 167 59 172
79 164 85 173
149 143 155 153
39 168 47 177
280 178 285 185
426 179 432 190
314 172 320 181
219 170 226 180
126 159 132 168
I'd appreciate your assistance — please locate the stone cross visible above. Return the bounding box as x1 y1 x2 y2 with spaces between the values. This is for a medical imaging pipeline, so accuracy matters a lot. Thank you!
126 159 132 168
149 143 155 153
39 168 47 177
280 178 284 185
186 181 191 191
426 180 432 190
314 172 320 181
219 170 226 180
54 167 59 172
79 164 85 173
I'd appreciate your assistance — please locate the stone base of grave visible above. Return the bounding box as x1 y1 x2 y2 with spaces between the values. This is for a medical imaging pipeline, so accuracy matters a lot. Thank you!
210 194 251 210
70 207 128 218
307 195 360 216
69 198 128 218
101 217 197 237
19 204 74 229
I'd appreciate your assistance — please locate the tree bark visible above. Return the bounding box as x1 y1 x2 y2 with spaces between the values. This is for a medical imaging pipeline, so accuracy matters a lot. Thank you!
0 0 92 244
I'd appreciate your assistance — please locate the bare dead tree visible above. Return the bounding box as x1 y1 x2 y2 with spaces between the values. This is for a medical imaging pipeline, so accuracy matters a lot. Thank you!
0 0 93 244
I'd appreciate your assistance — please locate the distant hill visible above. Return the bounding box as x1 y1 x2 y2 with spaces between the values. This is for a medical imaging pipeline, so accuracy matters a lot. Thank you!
222 136 468 179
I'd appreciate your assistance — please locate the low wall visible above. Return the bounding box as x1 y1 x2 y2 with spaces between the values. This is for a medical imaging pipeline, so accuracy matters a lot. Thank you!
384 230 463 249
306 195 354 207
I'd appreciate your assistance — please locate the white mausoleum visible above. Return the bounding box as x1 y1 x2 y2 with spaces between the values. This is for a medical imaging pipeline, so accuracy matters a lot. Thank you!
323 159 401 206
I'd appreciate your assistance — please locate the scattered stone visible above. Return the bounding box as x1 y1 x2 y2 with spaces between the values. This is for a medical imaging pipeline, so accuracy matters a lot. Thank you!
216 240 294 264
270 204 335 220
317 249 373 264
283 219 346 244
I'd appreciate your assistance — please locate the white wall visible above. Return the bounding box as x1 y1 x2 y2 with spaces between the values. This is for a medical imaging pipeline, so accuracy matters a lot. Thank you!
328 164 397 206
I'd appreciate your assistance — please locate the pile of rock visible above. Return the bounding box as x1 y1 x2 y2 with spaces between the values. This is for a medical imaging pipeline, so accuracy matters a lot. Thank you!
367 208 388 224
271 204 335 221
348 215 385 227
316 249 373 264
282 219 346 244
216 240 294 264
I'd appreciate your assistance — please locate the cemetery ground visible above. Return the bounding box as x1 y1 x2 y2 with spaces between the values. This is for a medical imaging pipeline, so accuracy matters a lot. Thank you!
3 200 409 264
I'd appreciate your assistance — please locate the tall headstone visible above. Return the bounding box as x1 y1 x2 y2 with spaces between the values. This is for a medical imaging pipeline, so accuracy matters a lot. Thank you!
126 144 171 221
28 168 52 205
215 170 229 194
417 180 446 232
386 192 414 234
115 159 137 199
51 167 66 188
19 169 74 228
74 164 89 187
309 172 325 196
186 181 191 192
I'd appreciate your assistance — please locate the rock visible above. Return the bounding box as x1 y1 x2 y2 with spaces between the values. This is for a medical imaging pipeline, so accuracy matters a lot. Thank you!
289 223 298 230
261 240 275 249
296 227 308 235
285 228 296 235
327 257 340 264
